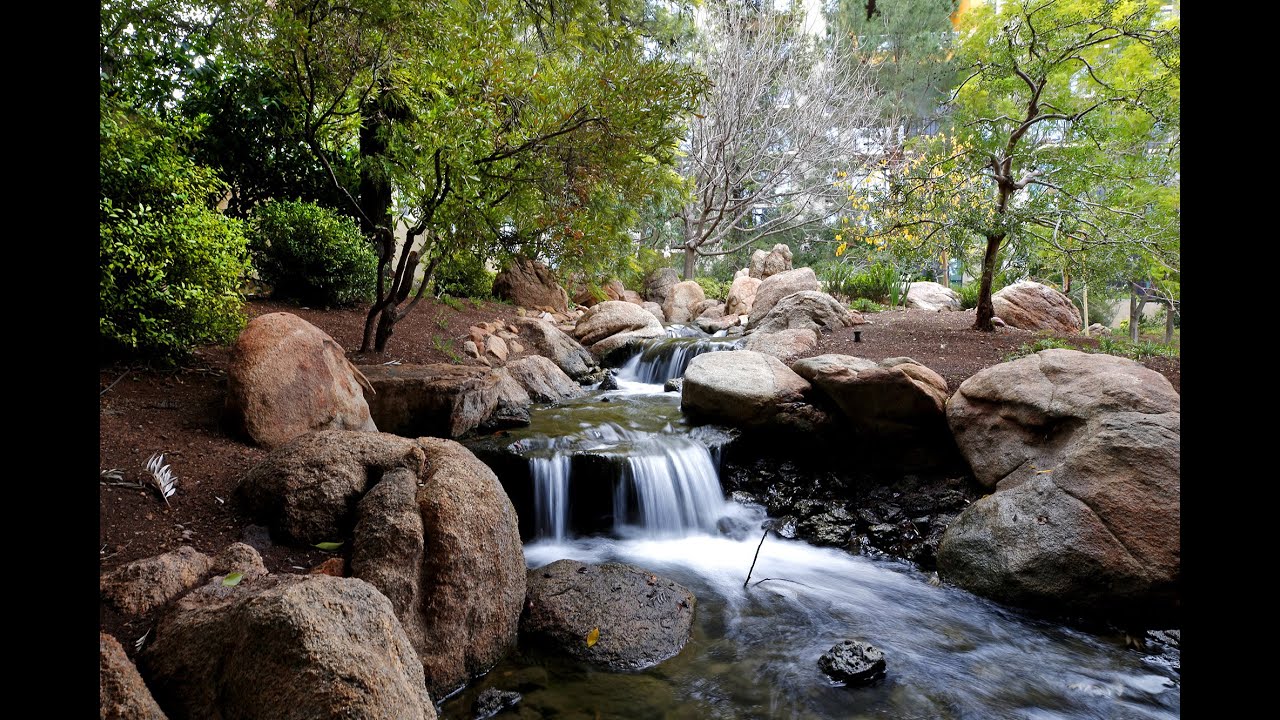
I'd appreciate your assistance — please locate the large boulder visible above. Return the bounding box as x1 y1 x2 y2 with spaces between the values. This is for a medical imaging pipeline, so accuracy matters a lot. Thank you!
749 243 793 279
572 301 664 359
572 279 626 307
492 256 569 313
743 328 818 363
141 574 436 720
503 356 584 403
225 312 377 449
622 289 645 305
644 267 680 305
938 412 1180 620
991 281 1081 334
100 546 211 619
237 430 426 544
641 302 666 323
907 282 962 312
521 560 695 670
352 438 525 698
747 268 821 326
512 317 601 381
946 349 1180 489
724 276 761 317
663 280 708 324
100 544 269 620
682 350 810 427
792 355 949 435
101 633 167 719
359 364 516 438
939 349 1180 620
748 290 861 334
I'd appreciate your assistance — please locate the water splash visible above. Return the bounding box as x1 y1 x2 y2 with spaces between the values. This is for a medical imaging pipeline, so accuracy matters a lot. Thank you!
616 324 741 384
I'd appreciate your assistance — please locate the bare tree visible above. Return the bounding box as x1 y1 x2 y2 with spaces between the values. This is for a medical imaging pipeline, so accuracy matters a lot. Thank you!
673 0 882 278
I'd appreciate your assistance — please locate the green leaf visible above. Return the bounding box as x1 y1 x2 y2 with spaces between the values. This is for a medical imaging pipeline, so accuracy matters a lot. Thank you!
222 572 244 586
314 541 344 551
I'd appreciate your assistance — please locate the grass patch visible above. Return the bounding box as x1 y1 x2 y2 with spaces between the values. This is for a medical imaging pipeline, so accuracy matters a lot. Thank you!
439 294 466 312
850 298 885 313
431 334 462 362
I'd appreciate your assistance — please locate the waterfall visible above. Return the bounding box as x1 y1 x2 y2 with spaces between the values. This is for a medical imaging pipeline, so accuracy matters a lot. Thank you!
613 437 725 537
530 455 571 541
616 325 741 384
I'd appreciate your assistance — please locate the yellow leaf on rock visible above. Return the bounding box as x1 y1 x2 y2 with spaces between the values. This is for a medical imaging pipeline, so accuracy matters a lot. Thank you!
586 627 600 647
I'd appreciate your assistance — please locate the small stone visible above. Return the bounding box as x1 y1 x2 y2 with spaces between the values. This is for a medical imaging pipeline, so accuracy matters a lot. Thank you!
309 557 347 577
509 341 525 354
819 639 886 685
598 371 619 391
463 340 482 358
473 688 522 719
664 377 684 393
485 335 510 363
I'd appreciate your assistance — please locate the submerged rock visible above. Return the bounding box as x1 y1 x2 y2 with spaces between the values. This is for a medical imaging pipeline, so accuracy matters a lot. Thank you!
472 688 522 719
819 640 886 685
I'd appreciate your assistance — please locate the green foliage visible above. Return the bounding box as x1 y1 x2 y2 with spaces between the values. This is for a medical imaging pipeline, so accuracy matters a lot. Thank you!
847 262 899 303
956 282 982 310
1004 337 1074 361
432 250 495 300
432 334 462 362
618 247 676 292
440 295 466 312
100 100 249 362
850 298 885 313
817 262 860 298
247 200 376 306
694 276 731 301
1097 334 1179 360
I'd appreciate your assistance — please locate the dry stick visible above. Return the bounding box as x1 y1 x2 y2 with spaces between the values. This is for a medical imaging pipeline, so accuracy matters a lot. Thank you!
744 527 770 588
99 368 134 397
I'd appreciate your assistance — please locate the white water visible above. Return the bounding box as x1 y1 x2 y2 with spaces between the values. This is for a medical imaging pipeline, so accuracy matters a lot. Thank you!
463 332 1179 719
615 324 741 384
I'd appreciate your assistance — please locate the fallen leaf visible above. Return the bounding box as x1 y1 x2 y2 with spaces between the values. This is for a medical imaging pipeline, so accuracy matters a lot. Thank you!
314 541 344 551
586 627 600 647
222 572 244 586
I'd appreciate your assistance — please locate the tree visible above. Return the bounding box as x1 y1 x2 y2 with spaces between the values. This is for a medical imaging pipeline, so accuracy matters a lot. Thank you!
255 0 703 351
831 0 959 139
849 0 1179 330
673 0 881 279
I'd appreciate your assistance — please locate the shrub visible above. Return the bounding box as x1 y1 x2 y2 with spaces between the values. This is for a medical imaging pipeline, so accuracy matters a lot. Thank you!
955 282 981 310
100 101 250 362
1003 337 1073 361
694 276 731 301
619 247 677 291
817 262 859 298
848 262 897 303
433 250 495 299
247 200 377 306
850 297 884 313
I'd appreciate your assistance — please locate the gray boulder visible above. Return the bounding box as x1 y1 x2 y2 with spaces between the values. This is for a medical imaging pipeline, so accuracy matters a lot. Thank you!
644 267 680 305
724 275 761 317
743 328 818 363
747 268 821 326
750 243 793 279
682 351 811 427
906 282 962 312
512 317 600 381
503 356 584 403
748 290 861 334
521 560 696 670
663 281 708 324
991 281 1081 334
791 355 949 435
141 574 436 719
225 312 377 449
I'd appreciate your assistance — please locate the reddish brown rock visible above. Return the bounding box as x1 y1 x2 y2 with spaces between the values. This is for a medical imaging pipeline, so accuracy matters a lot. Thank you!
663 281 707 324
225 312 377 449
101 633 167 720
492 256 569 313
991 281 1082 334
724 275 761 316
100 546 212 619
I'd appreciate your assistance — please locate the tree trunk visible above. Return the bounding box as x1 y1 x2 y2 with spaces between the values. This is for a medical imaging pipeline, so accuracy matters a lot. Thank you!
358 88 394 242
1128 283 1147 342
972 234 1003 331
940 249 950 288
683 245 696 280
1082 284 1090 337
1164 301 1175 344
373 306 398 353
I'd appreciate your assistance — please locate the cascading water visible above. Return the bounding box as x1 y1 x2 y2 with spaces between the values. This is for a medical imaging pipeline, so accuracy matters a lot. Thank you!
615 324 741 384
450 325 1178 719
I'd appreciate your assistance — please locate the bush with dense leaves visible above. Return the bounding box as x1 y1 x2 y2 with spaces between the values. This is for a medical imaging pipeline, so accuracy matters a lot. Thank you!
693 276 730 300
100 101 249 362
248 200 377 306
432 250 495 299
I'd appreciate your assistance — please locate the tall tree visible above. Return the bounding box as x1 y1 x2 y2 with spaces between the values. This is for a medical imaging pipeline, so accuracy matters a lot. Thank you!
673 0 881 279
850 0 1179 330
255 0 703 350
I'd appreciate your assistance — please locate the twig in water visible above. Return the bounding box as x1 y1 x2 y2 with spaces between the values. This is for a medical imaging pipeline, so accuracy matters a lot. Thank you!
751 577 817 590
744 527 770 588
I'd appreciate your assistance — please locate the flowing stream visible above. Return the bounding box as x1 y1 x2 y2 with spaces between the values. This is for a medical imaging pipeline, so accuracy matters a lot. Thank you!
447 325 1180 719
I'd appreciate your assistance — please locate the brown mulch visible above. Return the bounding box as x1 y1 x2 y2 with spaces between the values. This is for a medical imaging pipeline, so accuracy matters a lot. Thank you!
98 297 1179 651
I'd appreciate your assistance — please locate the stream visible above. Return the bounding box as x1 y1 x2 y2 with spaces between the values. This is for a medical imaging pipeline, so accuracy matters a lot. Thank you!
446 325 1180 719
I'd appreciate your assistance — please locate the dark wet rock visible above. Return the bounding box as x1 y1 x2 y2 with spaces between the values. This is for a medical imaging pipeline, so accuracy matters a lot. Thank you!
819 640 886 685
800 507 855 548
598 370 619 391
729 490 760 506
717 515 754 541
473 688 522 719
664 377 684 393
855 508 881 528
521 560 696 670
767 515 798 539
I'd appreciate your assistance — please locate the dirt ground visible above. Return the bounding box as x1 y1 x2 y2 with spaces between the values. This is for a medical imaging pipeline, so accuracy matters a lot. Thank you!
99 296 1180 651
